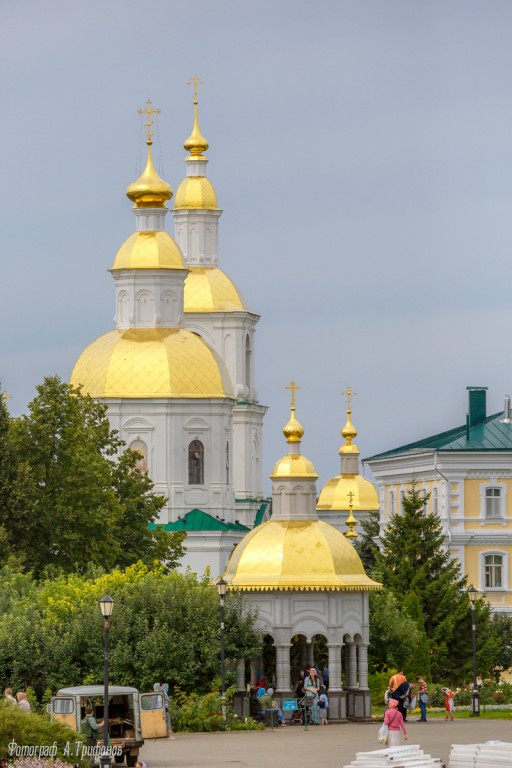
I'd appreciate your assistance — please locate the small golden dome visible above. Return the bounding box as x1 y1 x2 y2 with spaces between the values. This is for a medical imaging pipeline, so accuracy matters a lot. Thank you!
184 99 209 159
223 519 381 591
111 232 185 271
283 408 304 443
270 453 318 479
126 143 172 208
317 474 380 512
70 328 234 399
340 408 358 454
184 267 247 312
174 176 218 209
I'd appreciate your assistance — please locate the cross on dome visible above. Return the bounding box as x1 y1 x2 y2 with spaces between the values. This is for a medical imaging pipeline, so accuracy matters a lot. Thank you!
285 379 301 411
342 386 357 410
187 75 205 104
137 99 161 145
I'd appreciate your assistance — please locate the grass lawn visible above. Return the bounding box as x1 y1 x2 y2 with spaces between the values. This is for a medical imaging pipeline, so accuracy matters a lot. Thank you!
372 707 512 720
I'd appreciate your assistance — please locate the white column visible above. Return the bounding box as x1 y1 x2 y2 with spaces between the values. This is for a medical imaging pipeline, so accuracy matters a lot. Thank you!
275 645 292 693
236 658 245 691
357 644 369 690
327 643 343 692
347 642 357 688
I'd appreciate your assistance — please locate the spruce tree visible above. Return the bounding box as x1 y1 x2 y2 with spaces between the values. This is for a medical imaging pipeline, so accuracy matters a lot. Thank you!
376 482 470 681
354 509 380 576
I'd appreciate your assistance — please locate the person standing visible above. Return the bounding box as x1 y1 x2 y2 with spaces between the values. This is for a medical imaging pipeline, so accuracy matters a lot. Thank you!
384 699 408 747
442 687 454 720
4 688 16 705
304 667 320 724
388 670 406 693
391 678 411 723
318 686 329 725
16 692 30 713
79 706 104 746
414 675 429 722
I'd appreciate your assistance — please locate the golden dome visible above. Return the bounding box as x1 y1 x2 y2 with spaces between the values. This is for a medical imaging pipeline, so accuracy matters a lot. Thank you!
174 176 218 209
184 267 247 312
184 97 209 159
223 519 381 591
126 143 172 208
111 232 185 271
340 409 359 454
283 408 304 443
270 453 318 479
317 474 380 512
70 328 234 399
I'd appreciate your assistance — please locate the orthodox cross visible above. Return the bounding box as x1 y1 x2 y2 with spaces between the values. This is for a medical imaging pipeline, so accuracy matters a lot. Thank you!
188 75 205 103
285 380 301 410
1 391 13 404
347 491 355 507
137 99 161 143
342 386 357 410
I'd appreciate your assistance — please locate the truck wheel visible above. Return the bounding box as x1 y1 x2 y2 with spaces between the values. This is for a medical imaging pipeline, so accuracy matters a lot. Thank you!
114 756 124 764
126 756 137 767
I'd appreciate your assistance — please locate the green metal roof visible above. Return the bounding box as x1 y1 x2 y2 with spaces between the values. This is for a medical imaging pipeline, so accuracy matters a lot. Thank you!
253 500 270 527
365 411 512 461
150 508 250 532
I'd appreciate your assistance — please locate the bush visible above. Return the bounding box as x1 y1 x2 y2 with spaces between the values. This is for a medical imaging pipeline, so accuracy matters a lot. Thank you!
0 702 87 767
170 687 264 732
368 670 393 707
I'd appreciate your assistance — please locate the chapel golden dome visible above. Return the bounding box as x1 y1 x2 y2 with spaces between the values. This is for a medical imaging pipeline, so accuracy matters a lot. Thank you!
270 393 318 479
223 519 381 591
184 267 248 312
340 409 358 454
111 231 185 271
126 143 172 209
70 328 234 399
317 474 380 512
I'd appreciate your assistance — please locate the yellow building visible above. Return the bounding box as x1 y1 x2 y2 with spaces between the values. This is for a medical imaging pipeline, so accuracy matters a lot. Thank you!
365 387 512 613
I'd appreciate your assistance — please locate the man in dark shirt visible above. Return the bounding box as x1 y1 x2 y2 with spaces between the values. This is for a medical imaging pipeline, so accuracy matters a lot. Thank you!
391 679 411 722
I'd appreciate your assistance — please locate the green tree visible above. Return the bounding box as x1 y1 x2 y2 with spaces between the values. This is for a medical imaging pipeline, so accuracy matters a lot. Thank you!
0 563 261 699
354 509 380 576
368 589 422 673
0 376 184 575
376 482 471 682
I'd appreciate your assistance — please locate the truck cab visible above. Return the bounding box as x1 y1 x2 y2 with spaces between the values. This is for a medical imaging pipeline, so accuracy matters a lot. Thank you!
51 685 168 766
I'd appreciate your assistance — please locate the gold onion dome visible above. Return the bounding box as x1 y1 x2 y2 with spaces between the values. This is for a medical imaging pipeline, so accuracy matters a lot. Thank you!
126 142 172 209
112 231 185 271
317 475 380 512
70 328 234 399
271 400 318 479
184 267 248 312
223 519 381 592
174 86 218 210
340 409 359 454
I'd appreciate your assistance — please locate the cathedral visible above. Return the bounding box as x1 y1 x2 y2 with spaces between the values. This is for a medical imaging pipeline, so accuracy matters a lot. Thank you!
70 91 267 575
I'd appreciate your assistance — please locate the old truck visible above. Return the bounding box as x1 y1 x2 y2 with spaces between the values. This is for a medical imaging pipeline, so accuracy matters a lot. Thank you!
51 685 168 766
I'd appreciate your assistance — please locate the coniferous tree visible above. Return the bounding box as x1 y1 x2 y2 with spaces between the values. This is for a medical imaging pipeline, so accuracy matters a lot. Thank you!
354 509 380 577
376 482 471 681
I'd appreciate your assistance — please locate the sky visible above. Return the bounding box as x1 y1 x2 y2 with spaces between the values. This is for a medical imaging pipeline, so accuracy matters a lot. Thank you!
2 0 512 494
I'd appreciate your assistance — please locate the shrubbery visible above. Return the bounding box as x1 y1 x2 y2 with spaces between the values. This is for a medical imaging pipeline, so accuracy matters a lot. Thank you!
0 702 87 767
170 687 264 732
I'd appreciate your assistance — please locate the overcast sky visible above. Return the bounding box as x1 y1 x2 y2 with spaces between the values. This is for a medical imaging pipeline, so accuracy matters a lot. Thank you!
2 1 512 494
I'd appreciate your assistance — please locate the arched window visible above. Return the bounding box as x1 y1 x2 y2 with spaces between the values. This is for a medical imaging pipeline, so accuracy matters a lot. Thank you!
188 440 204 485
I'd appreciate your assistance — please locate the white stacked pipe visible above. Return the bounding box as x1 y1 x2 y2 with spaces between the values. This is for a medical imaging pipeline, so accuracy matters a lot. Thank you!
343 744 443 768
448 741 512 768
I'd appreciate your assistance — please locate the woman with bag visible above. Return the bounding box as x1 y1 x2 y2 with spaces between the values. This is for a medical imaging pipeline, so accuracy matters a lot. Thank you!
379 699 408 747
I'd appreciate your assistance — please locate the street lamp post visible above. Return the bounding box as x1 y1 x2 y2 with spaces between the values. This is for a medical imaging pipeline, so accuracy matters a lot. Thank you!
216 578 228 719
99 594 115 768
468 586 480 717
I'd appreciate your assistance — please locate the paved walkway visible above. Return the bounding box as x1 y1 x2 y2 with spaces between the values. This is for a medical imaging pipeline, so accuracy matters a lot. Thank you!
140 718 511 768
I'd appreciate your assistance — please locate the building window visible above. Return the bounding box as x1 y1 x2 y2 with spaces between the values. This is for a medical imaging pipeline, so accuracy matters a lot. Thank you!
226 441 230 485
433 487 438 514
390 490 395 516
484 553 504 589
188 440 204 485
485 487 502 518
400 490 405 512
422 488 428 513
